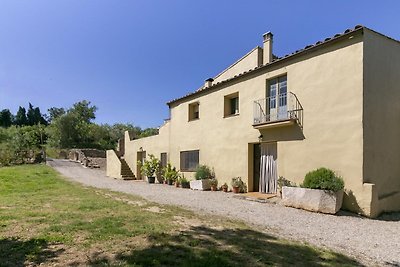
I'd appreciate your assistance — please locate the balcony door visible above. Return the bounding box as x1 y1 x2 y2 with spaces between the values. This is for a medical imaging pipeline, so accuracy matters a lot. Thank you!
268 76 287 121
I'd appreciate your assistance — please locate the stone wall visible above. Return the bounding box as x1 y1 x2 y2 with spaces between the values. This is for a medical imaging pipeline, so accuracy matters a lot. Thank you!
68 149 106 170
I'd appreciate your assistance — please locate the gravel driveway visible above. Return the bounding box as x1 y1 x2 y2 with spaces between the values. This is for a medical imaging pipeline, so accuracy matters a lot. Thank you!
48 159 399 266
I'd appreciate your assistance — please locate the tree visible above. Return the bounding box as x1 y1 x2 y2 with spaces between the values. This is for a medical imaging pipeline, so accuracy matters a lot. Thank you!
138 127 159 138
47 107 65 122
15 106 28 126
26 103 47 126
0 109 13 128
69 100 97 123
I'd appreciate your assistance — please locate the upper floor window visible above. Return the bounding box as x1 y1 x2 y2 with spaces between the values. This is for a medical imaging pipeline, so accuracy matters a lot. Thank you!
188 102 199 121
224 92 239 117
180 150 199 171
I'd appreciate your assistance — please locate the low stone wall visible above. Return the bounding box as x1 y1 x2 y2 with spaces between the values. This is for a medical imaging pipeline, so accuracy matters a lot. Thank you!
87 157 106 170
68 149 106 170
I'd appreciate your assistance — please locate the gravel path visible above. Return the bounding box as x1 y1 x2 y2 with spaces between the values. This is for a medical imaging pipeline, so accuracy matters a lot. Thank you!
48 159 399 266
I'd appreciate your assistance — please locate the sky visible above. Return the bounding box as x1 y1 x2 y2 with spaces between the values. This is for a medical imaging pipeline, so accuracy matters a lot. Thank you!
0 1 399 128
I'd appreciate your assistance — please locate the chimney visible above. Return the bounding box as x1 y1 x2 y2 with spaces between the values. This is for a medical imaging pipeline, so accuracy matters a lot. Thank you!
263 31 273 64
204 78 214 88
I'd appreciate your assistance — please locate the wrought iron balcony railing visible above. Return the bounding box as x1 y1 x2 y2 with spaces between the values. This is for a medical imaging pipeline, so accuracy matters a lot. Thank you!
253 92 303 128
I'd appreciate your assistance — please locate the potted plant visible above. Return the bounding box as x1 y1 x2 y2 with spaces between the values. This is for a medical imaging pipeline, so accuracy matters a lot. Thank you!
175 178 180 187
210 178 218 191
282 167 345 214
190 165 213 191
231 177 246 194
221 183 228 192
180 175 190 188
277 176 294 198
140 154 160 184
163 163 179 186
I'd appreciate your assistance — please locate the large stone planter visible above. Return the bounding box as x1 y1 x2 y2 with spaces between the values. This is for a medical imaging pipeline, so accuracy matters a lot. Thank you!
190 179 211 191
282 186 344 214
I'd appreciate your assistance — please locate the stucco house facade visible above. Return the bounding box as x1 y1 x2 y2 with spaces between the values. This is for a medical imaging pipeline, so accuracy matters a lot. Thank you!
107 25 400 218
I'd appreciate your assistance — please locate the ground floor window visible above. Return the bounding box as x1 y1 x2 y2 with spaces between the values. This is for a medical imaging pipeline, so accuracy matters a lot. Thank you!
160 152 167 168
180 150 199 171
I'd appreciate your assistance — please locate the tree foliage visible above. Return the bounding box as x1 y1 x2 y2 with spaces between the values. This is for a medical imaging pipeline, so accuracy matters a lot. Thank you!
0 125 46 166
47 107 65 122
26 103 47 126
0 100 159 164
15 106 28 126
0 109 13 127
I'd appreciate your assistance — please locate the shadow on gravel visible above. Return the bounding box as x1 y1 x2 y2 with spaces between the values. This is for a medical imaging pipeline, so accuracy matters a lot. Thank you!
88 226 363 267
375 212 400 222
336 210 400 222
0 237 64 267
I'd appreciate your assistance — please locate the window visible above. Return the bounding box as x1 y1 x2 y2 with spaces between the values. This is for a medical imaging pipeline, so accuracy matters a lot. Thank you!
268 75 287 108
180 150 199 171
160 153 167 168
268 75 288 120
188 102 200 121
224 92 239 117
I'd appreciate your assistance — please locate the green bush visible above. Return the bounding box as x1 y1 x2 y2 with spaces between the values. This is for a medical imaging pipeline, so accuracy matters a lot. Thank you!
140 154 160 178
231 177 247 193
163 163 180 182
302 167 344 192
194 165 213 180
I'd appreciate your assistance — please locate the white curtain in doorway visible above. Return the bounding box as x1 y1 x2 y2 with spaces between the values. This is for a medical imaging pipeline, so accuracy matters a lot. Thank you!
259 143 277 193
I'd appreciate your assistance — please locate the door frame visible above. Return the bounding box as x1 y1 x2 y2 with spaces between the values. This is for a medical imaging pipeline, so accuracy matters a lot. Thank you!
248 141 278 193
136 151 146 179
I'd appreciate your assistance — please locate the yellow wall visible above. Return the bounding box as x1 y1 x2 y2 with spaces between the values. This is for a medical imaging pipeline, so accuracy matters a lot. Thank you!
170 34 364 210
106 150 122 178
123 120 170 176
213 47 262 83
115 29 400 217
363 29 400 216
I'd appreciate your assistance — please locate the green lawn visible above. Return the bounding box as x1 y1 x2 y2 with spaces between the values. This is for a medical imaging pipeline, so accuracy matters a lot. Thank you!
0 165 362 266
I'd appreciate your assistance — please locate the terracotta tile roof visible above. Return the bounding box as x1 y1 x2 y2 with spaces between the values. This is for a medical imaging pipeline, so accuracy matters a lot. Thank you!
166 25 395 106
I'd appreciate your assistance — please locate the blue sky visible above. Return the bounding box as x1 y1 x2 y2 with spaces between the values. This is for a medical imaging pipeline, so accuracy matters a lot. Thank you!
0 1 399 127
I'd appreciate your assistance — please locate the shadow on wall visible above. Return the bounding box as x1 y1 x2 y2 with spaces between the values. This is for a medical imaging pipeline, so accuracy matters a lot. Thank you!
341 190 400 221
0 237 64 267
259 124 305 142
342 190 363 215
86 226 361 267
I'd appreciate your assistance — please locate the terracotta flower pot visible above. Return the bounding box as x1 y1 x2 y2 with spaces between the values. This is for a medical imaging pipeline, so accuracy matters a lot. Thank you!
222 187 228 192
232 186 240 194
175 182 180 188
211 186 218 191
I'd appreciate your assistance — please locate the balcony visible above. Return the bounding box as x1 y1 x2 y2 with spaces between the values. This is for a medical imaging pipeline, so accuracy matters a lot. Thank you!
253 92 303 129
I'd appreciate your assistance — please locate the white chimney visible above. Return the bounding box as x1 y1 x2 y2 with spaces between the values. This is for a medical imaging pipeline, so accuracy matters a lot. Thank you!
204 78 214 88
263 31 273 64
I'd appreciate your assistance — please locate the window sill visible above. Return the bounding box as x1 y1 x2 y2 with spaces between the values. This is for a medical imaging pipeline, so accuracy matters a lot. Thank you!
223 113 240 119
188 118 200 122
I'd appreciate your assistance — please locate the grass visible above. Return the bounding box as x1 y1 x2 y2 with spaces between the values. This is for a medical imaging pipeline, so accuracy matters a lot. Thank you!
0 164 363 266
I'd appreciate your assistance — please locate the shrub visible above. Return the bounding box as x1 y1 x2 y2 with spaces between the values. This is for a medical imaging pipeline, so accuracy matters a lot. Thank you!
179 174 188 184
210 178 218 187
277 176 295 190
302 167 344 192
163 163 180 182
140 154 160 177
195 165 213 180
231 177 247 193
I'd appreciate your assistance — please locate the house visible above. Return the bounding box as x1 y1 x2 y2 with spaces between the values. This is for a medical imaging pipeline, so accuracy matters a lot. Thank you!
107 25 400 218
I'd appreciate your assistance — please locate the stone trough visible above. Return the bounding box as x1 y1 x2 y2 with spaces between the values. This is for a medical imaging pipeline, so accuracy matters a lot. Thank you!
282 186 344 214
